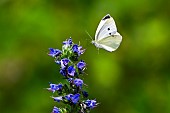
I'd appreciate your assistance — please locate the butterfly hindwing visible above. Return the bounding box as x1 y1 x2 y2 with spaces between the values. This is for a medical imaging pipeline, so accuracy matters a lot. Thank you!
98 32 122 52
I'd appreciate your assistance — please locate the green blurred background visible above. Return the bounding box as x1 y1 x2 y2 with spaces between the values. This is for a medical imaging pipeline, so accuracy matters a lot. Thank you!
0 0 170 113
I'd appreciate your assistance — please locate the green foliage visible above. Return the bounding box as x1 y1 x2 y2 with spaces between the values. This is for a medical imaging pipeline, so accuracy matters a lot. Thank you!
0 0 170 113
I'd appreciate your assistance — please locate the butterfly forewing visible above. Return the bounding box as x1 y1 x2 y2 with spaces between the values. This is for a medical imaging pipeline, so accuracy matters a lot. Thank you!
95 14 117 41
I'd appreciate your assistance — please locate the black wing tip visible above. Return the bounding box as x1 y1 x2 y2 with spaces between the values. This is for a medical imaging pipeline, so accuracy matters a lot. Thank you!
102 14 111 20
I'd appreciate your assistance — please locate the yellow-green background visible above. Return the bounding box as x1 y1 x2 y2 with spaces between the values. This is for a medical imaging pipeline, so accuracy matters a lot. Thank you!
0 0 170 113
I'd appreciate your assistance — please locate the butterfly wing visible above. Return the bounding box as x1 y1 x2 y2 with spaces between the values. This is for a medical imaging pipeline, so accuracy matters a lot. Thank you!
97 32 122 52
95 14 117 41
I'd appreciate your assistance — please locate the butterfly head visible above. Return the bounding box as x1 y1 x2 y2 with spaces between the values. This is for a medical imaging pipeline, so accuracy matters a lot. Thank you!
91 40 95 44
91 41 101 48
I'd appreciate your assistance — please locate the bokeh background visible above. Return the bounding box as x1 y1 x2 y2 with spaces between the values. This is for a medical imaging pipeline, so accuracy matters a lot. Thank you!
0 0 170 113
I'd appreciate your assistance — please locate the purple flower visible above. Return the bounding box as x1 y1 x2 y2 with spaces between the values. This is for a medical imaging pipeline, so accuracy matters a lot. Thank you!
74 78 83 88
64 93 80 104
68 65 76 76
78 46 85 55
72 44 85 56
55 60 61 65
47 38 98 112
63 38 72 45
47 83 62 93
65 94 73 101
72 44 79 53
56 84 62 90
71 93 80 104
60 69 67 76
85 99 98 109
48 48 62 57
68 78 74 83
61 58 70 69
62 38 72 49
52 106 60 113
77 60 86 71
82 91 88 98
52 96 63 102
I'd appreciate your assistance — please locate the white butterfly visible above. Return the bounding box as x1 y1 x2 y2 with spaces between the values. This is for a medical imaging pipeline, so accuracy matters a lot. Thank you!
92 14 122 52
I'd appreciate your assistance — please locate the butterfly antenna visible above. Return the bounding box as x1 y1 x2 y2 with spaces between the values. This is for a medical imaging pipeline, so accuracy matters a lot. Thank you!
85 30 93 41
97 47 100 54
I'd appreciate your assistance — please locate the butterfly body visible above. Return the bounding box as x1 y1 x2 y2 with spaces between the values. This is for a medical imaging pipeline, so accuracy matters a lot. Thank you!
92 14 122 52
